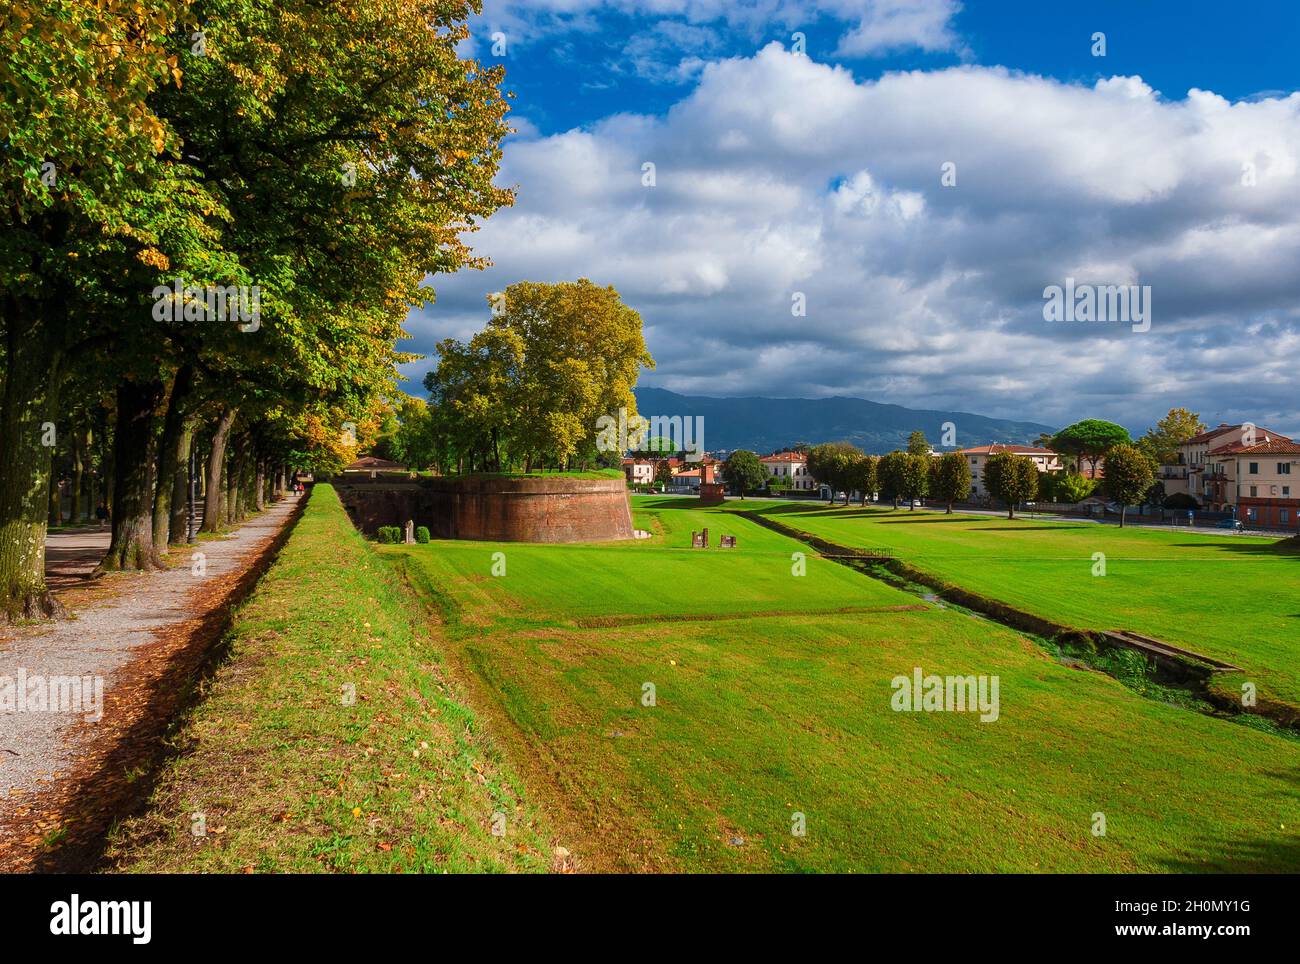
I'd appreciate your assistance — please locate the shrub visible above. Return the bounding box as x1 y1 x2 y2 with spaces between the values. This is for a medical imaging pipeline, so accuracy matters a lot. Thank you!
415 526 431 544
377 526 401 544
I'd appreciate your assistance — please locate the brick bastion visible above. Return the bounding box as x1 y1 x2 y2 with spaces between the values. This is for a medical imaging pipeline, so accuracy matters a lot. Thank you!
332 474 634 543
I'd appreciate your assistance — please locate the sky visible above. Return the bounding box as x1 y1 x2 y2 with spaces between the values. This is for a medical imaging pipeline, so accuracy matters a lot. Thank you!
400 0 1300 437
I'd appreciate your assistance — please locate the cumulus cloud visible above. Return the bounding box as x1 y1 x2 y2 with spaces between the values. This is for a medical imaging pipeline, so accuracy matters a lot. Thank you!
407 44 1300 435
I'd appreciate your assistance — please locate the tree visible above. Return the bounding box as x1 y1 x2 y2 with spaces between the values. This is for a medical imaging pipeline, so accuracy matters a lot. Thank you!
806 441 862 504
907 430 930 457
654 460 674 488
428 280 654 472
898 454 930 509
2 0 518 615
1137 407 1206 466
984 453 1039 518
845 454 879 506
1052 472 1098 503
929 453 972 513
1102 444 1156 527
877 451 909 508
1050 420 1131 478
722 450 767 499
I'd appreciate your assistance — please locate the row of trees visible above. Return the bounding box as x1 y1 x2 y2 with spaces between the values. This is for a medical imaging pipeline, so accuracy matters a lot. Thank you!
2 0 512 619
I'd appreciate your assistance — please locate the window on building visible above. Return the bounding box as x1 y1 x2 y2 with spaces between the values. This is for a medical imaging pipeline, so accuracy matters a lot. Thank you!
1248 507 1258 520
1248 462 1259 474
1250 485 1258 497
1284 486 1291 496
1282 510 1291 524
1279 463 1292 474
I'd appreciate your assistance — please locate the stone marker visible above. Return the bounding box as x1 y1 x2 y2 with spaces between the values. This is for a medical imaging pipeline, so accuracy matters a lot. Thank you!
692 530 705 548
404 519 416 545
720 534 736 548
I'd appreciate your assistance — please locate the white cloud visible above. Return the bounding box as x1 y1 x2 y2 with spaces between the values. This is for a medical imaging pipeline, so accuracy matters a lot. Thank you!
408 45 1300 435
476 0 964 60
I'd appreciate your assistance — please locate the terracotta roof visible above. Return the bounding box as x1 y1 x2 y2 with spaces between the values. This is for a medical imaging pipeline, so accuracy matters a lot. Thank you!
953 444 1057 457
761 451 807 463
1185 423 1291 446
1212 439 1300 456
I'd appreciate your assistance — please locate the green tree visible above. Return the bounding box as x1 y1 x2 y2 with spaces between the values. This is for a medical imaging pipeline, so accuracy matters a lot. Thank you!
929 452 972 513
877 451 909 508
1137 407 1206 466
1102 444 1156 527
1050 420 1131 478
1053 472 1098 503
898 454 930 509
806 441 862 504
984 453 1039 518
845 453 879 506
654 460 675 488
907 430 930 456
722 450 767 500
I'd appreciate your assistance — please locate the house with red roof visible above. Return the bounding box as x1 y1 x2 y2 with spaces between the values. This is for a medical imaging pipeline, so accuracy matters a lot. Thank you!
760 451 816 491
1163 423 1299 528
953 444 1063 500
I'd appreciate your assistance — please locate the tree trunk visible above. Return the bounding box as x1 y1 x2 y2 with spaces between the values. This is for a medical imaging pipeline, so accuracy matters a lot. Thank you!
0 298 65 620
1119 506 1127 528
99 378 167 572
152 365 194 550
169 419 195 544
947 502 953 514
254 460 266 511
202 408 237 533
1008 504 1015 519
71 428 86 523
47 469 61 527
227 433 250 524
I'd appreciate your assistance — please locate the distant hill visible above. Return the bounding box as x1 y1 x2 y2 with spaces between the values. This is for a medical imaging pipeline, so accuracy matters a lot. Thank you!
632 387 1055 455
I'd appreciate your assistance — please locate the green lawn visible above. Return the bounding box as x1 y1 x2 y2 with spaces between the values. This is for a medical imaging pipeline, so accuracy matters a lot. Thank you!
751 502 1300 707
383 496 1300 872
109 485 552 873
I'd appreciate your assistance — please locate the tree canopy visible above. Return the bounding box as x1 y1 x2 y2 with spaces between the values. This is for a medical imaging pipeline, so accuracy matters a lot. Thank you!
1 0 514 618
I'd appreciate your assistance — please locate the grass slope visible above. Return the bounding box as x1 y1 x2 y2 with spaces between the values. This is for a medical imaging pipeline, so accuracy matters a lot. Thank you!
383 497 1300 872
108 484 552 873
752 502 1300 707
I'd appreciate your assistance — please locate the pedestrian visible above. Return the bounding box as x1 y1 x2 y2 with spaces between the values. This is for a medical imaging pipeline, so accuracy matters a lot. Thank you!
95 502 109 529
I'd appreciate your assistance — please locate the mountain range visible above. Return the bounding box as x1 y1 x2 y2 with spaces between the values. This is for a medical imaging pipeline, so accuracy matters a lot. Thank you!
632 387 1055 455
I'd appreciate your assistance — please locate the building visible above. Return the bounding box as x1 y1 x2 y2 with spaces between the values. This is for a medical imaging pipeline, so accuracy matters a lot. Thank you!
1160 424 1298 526
954 444 1063 500
760 451 817 491
1226 439 1300 529
621 457 656 485
1160 424 1298 528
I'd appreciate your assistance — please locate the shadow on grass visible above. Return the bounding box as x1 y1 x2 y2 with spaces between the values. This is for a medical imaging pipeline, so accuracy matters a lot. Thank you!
1163 539 1300 559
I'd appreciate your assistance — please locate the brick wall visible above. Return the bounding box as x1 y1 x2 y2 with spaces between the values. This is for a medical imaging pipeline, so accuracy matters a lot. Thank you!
334 476 634 543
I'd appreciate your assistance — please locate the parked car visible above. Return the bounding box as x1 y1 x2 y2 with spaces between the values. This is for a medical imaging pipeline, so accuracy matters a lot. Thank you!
1215 518 1243 531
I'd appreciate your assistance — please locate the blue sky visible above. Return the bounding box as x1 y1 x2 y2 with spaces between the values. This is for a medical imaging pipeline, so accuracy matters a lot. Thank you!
402 1 1300 437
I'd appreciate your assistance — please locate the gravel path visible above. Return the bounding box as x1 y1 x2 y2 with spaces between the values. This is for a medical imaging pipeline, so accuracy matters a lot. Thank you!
0 495 301 857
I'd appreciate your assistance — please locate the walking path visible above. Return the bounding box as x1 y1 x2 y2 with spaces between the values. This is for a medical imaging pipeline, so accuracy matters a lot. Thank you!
0 494 302 871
